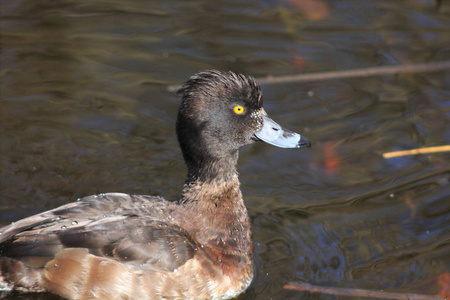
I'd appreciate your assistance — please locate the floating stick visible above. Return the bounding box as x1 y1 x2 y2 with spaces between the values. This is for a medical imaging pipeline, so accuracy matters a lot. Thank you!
284 281 443 300
383 145 450 159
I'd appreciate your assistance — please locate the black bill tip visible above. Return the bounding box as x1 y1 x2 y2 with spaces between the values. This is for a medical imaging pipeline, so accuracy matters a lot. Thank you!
297 136 311 148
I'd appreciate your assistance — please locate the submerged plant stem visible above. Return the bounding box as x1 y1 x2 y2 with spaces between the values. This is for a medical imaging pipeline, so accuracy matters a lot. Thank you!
167 60 450 92
284 282 443 300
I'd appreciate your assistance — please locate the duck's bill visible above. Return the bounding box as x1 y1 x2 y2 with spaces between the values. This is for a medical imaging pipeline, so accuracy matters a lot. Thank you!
254 114 311 149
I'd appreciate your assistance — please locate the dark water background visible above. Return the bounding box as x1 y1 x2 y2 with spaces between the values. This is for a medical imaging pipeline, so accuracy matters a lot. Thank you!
1 0 449 299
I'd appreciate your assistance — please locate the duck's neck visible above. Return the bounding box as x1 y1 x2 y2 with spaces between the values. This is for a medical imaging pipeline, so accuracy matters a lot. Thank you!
180 173 241 206
183 150 240 187
179 150 241 207
178 152 252 260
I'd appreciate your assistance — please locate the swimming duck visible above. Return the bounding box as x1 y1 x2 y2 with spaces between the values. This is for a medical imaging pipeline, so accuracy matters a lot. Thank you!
0 70 310 299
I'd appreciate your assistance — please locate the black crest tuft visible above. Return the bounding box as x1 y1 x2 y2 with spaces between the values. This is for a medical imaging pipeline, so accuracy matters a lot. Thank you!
177 70 262 109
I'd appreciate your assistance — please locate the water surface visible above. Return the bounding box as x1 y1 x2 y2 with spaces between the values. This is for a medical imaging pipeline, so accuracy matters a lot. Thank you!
1 0 449 299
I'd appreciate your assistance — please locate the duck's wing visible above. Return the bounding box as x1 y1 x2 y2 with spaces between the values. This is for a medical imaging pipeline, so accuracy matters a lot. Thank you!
0 193 197 272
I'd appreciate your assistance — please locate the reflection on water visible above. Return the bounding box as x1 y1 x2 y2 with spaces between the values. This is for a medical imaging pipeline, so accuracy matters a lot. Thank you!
1 0 449 299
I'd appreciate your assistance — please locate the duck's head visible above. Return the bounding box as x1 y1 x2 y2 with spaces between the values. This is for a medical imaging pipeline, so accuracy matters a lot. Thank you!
176 70 310 181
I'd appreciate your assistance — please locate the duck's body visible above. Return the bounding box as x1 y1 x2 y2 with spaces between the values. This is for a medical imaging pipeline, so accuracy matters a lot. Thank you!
0 189 252 299
0 71 310 299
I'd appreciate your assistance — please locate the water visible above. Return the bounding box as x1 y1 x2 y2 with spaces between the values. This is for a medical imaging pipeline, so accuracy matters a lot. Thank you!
1 0 449 299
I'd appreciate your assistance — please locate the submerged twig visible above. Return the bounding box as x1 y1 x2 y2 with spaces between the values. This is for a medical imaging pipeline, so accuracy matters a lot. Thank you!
383 145 450 159
255 60 450 85
166 60 450 92
284 282 443 300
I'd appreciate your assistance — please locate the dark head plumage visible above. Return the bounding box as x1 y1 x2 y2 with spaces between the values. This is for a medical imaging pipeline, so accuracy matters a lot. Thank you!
176 70 265 181
176 70 262 110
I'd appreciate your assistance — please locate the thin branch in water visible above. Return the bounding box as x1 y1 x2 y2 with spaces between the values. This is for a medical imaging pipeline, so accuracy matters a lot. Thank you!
166 60 450 92
255 60 450 85
284 282 443 300
383 145 450 159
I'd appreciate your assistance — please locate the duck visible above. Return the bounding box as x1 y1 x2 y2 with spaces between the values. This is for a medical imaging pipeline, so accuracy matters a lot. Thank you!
0 70 310 300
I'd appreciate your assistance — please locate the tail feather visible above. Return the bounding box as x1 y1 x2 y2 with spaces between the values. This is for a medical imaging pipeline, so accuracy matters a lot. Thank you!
0 257 45 293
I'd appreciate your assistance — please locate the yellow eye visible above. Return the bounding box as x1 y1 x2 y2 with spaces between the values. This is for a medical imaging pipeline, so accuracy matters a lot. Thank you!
233 105 245 114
